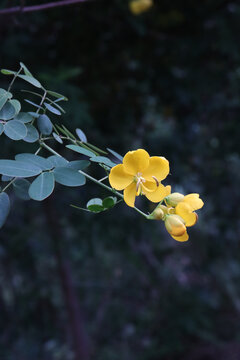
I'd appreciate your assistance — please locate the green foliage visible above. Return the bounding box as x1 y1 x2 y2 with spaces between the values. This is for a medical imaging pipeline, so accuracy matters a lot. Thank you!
53 167 86 187
86 196 117 212
0 159 41 177
29 172 55 201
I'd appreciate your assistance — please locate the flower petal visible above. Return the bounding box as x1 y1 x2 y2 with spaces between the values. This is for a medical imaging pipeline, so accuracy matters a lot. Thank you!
165 185 171 197
176 202 197 227
109 164 133 190
142 180 157 193
171 232 189 242
183 193 204 211
142 156 169 181
123 149 150 175
124 182 137 207
144 184 169 202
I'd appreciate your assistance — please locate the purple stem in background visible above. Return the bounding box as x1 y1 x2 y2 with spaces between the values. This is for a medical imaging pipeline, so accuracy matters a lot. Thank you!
0 0 90 15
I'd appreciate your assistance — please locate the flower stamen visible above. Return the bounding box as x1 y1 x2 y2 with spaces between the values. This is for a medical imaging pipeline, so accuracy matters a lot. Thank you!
152 176 159 187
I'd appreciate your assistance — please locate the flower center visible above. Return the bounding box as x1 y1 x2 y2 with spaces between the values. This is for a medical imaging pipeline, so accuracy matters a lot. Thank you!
135 172 146 194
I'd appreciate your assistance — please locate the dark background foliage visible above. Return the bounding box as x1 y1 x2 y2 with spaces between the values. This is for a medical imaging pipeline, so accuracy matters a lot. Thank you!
0 1 240 359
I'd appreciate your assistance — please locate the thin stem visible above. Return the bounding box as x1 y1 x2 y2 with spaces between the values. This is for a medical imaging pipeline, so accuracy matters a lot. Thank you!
40 141 62 157
2 177 17 192
79 170 149 219
99 175 108 182
0 0 90 15
8 66 22 92
35 147 41 155
40 141 149 219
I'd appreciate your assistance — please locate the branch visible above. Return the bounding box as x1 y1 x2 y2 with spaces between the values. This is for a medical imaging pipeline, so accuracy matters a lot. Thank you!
0 0 89 16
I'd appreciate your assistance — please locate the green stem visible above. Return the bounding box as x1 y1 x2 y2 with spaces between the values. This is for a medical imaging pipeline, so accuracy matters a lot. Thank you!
40 141 62 157
40 141 149 219
79 170 149 219
2 177 17 192
35 147 41 155
8 66 23 92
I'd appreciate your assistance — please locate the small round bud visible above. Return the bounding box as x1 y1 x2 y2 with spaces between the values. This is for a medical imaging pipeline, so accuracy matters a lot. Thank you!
165 193 184 207
151 208 164 220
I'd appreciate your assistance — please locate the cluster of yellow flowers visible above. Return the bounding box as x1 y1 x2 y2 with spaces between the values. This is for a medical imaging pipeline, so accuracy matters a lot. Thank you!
109 149 204 242
129 0 153 15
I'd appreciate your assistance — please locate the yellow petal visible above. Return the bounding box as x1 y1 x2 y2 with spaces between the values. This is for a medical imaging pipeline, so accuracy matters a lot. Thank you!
142 156 169 182
183 193 204 211
176 202 197 227
123 149 149 175
165 185 171 196
109 164 133 190
124 182 137 207
142 180 157 193
171 232 189 242
144 184 169 202
165 215 186 236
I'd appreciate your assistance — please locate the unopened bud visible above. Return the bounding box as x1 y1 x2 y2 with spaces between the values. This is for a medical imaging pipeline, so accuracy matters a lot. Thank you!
151 208 164 220
165 215 186 236
165 192 184 207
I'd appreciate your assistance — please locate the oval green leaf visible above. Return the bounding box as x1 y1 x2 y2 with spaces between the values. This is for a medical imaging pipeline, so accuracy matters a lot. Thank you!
53 167 86 187
15 112 33 123
37 114 53 135
0 88 12 111
44 102 61 115
9 99 21 115
53 132 63 144
23 124 39 143
20 62 33 77
0 160 42 177
76 128 87 142
18 74 42 88
102 196 117 209
48 155 68 168
4 120 27 140
0 101 16 120
1 69 15 75
29 172 55 201
47 90 68 101
15 153 52 171
87 198 104 213
67 160 90 170
66 145 95 157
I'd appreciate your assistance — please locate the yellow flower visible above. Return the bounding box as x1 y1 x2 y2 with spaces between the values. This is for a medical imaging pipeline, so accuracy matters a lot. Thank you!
164 215 188 241
129 0 153 15
167 193 203 242
109 149 170 207
175 193 204 227
150 192 204 242
165 192 184 207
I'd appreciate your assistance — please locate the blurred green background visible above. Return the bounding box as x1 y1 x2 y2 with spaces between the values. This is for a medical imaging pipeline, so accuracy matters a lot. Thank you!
1 0 240 359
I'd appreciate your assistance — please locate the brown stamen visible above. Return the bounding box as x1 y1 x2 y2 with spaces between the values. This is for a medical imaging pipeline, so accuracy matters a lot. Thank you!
152 176 159 187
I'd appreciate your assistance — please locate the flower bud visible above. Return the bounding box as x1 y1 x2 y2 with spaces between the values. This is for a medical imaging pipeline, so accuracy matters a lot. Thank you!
165 215 186 236
165 192 184 207
151 208 164 220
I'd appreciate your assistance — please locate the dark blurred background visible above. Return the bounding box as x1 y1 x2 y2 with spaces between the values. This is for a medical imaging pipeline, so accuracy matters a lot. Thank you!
0 0 240 359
